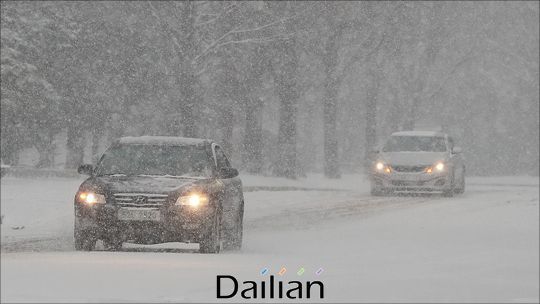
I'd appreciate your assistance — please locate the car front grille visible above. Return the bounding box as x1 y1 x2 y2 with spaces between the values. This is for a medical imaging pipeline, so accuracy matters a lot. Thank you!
113 193 168 208
391 165 428 173
391 180 425 187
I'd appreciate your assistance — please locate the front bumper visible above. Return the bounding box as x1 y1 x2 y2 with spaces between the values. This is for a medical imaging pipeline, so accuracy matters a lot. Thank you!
371 171 451 193
74 202 216 243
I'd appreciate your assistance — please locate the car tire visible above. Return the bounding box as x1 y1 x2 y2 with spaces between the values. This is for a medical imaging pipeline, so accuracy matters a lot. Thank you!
455 169 466 194
74 230 97 251
225 201 244 251
371 186 384 196
103 236 123 251
199 210 222 254
443 171 455 197
443 189 454 197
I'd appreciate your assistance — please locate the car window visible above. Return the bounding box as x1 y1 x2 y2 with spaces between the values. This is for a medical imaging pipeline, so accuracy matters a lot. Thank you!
95 145 213 177
383 136 447 152
214 146 231 169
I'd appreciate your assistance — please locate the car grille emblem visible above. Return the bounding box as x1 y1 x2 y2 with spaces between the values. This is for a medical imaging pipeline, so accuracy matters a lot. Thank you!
132 196 148 204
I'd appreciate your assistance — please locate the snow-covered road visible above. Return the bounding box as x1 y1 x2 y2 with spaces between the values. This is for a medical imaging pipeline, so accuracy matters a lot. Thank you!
1 175 538 302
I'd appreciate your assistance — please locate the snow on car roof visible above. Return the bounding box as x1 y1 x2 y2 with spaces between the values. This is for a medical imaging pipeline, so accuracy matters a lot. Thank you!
391 131 446 137
118 136 212 146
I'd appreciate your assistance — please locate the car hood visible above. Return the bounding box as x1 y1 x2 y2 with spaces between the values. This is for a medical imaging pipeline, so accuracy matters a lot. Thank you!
93 175 204 194
378 152 448 166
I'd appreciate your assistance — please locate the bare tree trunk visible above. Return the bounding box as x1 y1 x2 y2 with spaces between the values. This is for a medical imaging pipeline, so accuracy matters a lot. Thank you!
0 118 22 166
364 65 380 167
275 96 297 179
218 100 235 156
0 134 21 165
178 71 197 138
243 96 263 174
177 2 198 138
402 85 422 130
91 127 104 164
272 38 299 179
529 91 540 176
109 94 130 140
402 3 446 131
241 47 266 174
322 12 343 179
323 78 340 178
34 130 55 168
65 124 85 169
386 86 402 133
214 57 238 157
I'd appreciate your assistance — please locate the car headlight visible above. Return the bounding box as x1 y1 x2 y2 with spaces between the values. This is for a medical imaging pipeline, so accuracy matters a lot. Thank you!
374 161 392 173
77 192 106 205
175 193 209 207
425 162 445 173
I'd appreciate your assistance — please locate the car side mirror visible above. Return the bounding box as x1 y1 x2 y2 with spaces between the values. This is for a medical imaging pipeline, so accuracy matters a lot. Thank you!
77 164 94 176
218 167 239 179
452 147 462 154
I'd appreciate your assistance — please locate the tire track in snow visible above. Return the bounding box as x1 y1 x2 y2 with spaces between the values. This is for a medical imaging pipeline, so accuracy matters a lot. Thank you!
2 183 502 253
245 193 437 231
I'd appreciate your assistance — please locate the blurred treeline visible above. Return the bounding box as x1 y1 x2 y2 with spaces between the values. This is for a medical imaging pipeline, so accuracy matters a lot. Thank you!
1 1 538 177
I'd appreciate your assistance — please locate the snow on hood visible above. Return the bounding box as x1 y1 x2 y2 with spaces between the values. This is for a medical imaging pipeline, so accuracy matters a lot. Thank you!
95 175 200 193
378 152 448 166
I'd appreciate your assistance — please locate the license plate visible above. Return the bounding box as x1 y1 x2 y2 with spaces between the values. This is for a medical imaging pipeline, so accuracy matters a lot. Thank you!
394 174 419 181
118 207 161 222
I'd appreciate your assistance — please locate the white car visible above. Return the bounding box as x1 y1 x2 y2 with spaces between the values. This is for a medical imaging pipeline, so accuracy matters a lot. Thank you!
370 131 465 196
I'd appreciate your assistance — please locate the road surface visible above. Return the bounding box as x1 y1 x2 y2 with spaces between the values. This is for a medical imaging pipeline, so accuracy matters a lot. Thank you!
1 175 538 302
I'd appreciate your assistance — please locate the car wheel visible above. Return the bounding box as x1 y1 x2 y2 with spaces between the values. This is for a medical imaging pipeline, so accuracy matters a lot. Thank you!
74 230 97 251
443 189 454 197
455 169 466 194
443 171 455 197
199 210 222 254
371 189 383 196
370 184 384 196
103 235 123 251
225 201 244 251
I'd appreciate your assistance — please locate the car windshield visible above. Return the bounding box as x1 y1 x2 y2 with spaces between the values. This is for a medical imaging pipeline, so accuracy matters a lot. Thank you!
383 136 447 152
95 145 213 177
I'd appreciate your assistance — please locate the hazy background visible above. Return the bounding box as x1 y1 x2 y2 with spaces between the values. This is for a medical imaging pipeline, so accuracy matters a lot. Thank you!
1 1 538 178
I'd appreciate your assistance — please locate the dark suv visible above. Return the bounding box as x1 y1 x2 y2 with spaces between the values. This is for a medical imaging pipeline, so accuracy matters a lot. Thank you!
74 136 244 253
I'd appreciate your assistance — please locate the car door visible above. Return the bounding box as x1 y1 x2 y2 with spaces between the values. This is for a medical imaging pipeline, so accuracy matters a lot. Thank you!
212 144 242 222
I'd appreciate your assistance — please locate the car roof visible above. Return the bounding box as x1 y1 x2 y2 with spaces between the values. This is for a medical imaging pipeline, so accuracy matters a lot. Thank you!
117 136 213 146
391 131 446 137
